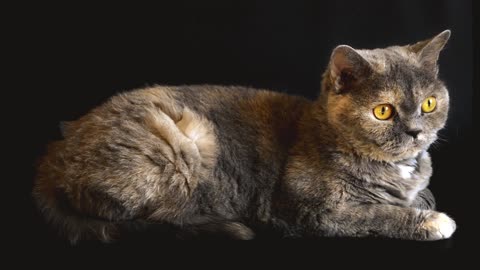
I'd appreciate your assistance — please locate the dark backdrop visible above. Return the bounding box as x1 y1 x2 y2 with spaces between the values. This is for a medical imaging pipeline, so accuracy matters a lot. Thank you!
20 0 473 248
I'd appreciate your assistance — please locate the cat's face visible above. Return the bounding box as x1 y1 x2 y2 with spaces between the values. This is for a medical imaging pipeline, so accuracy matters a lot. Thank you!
323 31 451 162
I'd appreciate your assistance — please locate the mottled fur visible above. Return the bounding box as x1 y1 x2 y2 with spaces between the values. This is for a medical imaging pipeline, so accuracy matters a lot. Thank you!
33 31 455 243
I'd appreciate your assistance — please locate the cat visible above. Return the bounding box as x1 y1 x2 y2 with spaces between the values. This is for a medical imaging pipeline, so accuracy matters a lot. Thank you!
33 30 455 243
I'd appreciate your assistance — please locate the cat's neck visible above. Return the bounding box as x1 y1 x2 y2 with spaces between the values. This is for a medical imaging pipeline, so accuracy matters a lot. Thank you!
295 99 338 155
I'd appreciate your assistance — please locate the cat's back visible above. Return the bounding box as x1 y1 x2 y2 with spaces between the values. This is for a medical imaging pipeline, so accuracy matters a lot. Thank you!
107 84 312 150
118 84 310 120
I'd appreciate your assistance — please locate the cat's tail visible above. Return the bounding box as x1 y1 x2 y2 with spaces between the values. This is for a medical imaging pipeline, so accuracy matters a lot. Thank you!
33 141 255 243
177 220 255 240
33 185 123 244
32 141 121 245
33 184 256 243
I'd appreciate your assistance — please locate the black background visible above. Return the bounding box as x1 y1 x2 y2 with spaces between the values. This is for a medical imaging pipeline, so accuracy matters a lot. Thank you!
17 0 474 248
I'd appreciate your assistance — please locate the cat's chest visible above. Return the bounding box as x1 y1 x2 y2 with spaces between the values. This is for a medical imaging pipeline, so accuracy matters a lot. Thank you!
392 161 429 202
396 163 416 180
338 155 430 206
373 160 428 205
394 158 420 181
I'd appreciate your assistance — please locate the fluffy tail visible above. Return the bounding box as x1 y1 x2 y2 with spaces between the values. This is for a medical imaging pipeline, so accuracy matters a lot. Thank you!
33 186 121 244
33 187 255 242
33 141 254 243
177 220 255 240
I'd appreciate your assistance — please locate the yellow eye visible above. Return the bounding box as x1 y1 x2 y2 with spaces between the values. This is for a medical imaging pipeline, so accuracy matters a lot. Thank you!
422 96 437 113
373 104 394 120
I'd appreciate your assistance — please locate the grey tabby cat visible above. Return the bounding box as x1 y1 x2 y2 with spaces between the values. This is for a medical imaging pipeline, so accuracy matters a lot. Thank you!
34 30 455 243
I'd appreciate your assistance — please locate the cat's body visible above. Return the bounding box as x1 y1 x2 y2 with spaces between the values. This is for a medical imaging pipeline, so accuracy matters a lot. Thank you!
34 31 455 242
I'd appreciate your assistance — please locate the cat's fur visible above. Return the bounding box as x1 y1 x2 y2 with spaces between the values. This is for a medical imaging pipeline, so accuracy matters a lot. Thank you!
33 30 455 243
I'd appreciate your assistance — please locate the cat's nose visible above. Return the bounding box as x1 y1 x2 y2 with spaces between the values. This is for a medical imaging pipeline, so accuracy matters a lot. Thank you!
405 129 422 139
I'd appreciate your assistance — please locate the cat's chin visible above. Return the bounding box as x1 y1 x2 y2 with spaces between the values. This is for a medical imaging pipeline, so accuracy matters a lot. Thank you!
350 145 421 163
362 141 424 162
380 135 434 162
386 148 423 162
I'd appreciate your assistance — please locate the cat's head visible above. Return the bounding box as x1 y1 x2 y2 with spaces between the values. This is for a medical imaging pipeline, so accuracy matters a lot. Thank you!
321 30 451 162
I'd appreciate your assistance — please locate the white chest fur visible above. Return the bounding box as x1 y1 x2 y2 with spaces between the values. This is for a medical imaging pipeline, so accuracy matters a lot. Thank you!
397 163 416 179
394 158 428 202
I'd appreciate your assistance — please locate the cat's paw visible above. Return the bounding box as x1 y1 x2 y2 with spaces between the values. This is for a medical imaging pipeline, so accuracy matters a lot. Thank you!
417 211 456 240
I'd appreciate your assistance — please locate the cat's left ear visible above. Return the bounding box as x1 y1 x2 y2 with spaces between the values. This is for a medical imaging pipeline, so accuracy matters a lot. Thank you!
408 30 451 76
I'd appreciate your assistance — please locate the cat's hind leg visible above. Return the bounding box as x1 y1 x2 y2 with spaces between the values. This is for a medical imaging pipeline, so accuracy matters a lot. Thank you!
143 106 218 197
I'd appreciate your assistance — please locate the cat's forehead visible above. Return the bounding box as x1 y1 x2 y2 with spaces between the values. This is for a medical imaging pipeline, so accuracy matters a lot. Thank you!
358 47 436 90
357 47 421 73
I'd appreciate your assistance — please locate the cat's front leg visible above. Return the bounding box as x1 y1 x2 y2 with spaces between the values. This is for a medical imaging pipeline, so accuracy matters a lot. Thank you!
318 204 455 240
411 188 436 210
408 151 435 210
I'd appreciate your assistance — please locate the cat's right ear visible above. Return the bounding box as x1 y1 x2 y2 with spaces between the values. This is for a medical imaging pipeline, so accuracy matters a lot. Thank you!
329 45 372 93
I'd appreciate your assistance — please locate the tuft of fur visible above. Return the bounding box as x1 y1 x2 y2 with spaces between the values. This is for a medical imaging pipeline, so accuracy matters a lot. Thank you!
34 30 455 242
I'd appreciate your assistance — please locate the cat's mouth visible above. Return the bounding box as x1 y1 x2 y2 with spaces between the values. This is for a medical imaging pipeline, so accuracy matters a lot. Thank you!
411 133 434 148
386 134 431 158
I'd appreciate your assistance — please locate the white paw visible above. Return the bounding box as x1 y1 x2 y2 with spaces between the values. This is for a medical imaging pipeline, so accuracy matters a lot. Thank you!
421 212 456 240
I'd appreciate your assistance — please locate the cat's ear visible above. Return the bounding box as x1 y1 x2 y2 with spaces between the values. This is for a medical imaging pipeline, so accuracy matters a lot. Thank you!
408 30 451 75
329 45 373 93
